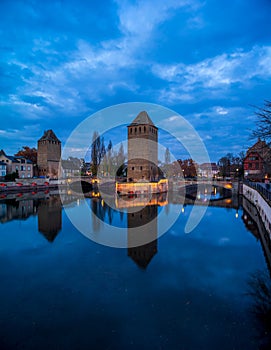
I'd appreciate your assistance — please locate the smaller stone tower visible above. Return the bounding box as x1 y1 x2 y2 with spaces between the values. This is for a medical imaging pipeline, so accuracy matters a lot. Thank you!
37 130 61 178
127 111 158 182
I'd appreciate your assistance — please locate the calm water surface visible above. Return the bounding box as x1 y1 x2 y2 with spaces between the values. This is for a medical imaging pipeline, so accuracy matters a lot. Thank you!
0 190 270 350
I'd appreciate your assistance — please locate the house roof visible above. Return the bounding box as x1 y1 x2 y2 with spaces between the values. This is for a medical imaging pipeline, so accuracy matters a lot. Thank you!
244 151 264 161
14 156 33 164
247 138 271 156
129 111 156 127
38 129 61 143
61 160 79 170
0 153 20 163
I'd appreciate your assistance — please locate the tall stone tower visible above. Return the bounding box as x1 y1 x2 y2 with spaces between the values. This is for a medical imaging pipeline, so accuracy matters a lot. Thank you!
127 111 158 182
38 195 62 242
37 130 61 178
127 204 158 269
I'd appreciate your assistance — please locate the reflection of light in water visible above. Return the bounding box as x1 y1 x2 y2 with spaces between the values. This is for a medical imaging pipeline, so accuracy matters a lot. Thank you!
77 199 80 206
214 187 217 195
92 191 100 197
101 199 104 207
181 206 185 213
115 194 168 208
235 211 239 219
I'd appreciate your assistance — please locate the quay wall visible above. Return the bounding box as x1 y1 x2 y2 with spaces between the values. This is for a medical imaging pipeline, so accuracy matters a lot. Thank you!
243 183 271 235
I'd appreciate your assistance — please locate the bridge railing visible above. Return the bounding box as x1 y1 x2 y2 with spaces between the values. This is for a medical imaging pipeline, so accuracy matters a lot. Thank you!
244 180 271 203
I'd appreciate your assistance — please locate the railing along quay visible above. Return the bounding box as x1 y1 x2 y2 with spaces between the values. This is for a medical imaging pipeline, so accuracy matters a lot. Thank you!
244 180 271 204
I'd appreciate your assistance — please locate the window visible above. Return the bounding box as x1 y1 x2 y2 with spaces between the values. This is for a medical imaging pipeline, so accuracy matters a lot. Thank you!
27 166 31 171
130 128 132 134
16 165 19 170
132 167 134 170
248 163 252 169
21 165 23 171
139 127 141 133
144 126 146 132
255 163 259 170
140 166 142 170
27 173 31 178
249 156 259 161
135 127 137 133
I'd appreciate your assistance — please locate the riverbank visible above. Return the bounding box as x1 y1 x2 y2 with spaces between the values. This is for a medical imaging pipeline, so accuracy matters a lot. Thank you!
243 183 271 235
0 178 67 193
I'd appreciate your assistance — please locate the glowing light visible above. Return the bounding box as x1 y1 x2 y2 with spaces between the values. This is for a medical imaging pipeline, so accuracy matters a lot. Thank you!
116 179 168 195
235 211 239 219
181 206 185 213
224 183 233 189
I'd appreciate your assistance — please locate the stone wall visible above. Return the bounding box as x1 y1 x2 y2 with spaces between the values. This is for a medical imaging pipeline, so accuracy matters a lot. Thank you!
243 183 271 235
127 125 158 181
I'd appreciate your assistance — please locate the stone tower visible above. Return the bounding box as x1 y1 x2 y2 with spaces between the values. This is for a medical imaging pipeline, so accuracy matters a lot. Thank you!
127 204 158 269
127 111 158 182
37 130 61 178
38 195 62 242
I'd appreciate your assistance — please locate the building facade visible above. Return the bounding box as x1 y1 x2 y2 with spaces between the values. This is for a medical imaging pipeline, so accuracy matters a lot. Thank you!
0 150 33 178
37 130 61 178
0 161 6 179
244 139 271 180
127 111 158 182
198 162 219 178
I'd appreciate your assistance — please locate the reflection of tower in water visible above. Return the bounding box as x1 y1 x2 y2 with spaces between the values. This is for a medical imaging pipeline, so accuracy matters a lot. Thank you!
127 202 158 269
38 195 62 242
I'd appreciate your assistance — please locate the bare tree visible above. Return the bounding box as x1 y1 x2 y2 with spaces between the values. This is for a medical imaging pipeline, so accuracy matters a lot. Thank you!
91 132 105 176
251 100 271 143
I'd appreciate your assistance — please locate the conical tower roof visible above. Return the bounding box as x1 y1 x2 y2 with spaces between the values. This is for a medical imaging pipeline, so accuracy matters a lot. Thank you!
38 129 61 143
130 111 155 126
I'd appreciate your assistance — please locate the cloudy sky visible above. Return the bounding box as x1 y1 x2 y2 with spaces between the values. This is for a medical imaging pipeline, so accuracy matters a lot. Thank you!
1 0 271 162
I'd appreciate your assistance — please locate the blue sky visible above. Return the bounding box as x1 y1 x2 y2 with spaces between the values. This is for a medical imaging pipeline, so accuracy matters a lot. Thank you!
1 0 271 162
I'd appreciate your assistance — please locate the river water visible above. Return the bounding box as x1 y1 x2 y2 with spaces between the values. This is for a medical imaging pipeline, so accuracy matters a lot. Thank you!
0 188 270 350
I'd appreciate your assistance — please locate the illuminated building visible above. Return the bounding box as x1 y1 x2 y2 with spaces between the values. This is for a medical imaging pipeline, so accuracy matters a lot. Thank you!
116 111 168 195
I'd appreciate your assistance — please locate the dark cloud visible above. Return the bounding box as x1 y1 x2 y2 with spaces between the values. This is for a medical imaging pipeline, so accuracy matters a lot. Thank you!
0 0 270 159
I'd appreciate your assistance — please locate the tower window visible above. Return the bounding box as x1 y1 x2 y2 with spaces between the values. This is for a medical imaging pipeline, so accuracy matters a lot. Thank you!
130 128 132 134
